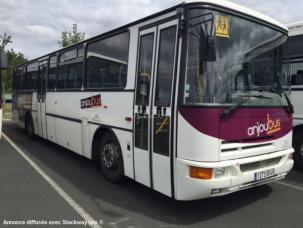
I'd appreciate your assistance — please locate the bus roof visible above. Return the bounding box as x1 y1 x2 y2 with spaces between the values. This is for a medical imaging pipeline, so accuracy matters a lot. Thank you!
18 0 287 66
287 21 303 36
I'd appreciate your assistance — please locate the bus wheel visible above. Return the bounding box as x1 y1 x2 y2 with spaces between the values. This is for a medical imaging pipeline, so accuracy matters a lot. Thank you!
98 133 124 183
25 114 35 139
294 131 303 170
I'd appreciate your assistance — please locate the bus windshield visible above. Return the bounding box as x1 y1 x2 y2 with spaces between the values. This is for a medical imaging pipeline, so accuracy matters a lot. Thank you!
183 8 290 107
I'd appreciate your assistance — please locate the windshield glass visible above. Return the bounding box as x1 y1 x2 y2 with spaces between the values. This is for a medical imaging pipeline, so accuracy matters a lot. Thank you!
182 8 290 106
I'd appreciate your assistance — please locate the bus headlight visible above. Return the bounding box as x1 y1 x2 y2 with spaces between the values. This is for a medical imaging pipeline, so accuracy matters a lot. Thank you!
214 168 225 178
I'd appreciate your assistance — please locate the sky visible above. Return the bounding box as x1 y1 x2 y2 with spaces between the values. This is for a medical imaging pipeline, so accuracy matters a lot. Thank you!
0 0 301 59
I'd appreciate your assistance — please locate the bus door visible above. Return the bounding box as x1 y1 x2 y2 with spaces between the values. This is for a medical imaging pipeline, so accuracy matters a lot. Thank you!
134 20 178 196
37 61 47 138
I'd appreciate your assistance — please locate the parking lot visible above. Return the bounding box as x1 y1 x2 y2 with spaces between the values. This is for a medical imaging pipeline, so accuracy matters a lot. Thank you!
1 121 303 228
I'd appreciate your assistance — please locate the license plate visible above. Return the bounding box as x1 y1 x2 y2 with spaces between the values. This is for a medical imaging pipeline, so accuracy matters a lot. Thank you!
254 168 275 181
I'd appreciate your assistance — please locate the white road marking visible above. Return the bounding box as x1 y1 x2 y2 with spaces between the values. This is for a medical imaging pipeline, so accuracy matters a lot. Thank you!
276 181 303 192
2 132 102 228
108 217 130 227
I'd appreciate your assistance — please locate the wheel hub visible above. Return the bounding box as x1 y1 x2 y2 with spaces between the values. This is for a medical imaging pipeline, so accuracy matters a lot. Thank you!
300 143 303 157
102 143 115 168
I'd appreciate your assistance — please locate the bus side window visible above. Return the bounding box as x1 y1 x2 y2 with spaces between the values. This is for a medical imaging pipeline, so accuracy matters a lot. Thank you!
86 31 129 89
14 67 24 91
48 56 57 90
292 70 303 85
20 69 25 90
135 33 154 106
66 63 83 89
26 62 39 91
57 62 83 90
26 71 38 90
57 64 68 89
58 48 83 90
291 74 296 85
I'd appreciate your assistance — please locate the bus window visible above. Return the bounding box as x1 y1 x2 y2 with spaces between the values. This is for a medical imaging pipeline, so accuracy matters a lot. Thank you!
57 62 83 89
66 63 83 88
292 70 303 85
154 26 176 107
86 31 129 89
135 33 154 106
14 67 24 90
289 61 303 85
60 49 77 62
78 47 84 58
48 56 57 90
58 48 83 90
26 62 39 90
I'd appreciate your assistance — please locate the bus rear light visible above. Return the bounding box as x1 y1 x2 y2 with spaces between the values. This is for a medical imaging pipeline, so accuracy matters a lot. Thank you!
189 166 212 180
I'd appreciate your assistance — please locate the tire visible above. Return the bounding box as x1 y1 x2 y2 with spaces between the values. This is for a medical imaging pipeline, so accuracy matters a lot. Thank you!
25 114 35 139
98 133 124 183
293 130 303 170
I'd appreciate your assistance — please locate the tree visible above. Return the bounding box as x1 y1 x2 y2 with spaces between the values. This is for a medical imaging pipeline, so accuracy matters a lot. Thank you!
0 33 13 97
0 33 27 95
58 23 85 48
0 33 12 51
2 49 27 93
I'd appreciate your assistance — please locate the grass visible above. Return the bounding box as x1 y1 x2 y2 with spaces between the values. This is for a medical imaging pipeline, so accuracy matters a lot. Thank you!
3 103 12 120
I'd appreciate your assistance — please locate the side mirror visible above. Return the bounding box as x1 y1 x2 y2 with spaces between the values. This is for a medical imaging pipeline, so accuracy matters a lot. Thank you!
199 36 216 74
0 50 8 69
205 36 216 62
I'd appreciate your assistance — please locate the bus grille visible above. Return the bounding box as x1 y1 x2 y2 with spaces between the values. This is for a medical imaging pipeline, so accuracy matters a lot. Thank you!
221 142 274 153
240 157 282 172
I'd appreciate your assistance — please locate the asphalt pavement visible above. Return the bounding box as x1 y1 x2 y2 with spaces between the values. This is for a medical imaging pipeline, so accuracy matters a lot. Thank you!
1 121 303 228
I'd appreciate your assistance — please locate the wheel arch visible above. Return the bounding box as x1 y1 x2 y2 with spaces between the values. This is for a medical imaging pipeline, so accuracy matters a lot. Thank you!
91 126 122 162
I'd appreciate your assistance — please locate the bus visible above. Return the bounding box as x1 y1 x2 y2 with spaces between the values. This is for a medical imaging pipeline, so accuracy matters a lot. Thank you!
284 21 303 169
12 0 294 200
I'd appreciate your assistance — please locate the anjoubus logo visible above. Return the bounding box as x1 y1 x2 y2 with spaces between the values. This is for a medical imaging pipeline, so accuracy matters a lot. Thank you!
247 114 281 137
81 94 102 109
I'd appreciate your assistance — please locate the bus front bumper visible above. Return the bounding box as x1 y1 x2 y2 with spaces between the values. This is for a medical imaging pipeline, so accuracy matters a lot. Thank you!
175 148 294 201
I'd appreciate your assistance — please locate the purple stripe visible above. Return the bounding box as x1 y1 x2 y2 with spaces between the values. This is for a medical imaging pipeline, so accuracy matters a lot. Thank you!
179 107 292 142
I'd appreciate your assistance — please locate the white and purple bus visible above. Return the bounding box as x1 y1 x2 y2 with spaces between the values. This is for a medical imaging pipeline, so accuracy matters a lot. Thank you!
12 0 294 200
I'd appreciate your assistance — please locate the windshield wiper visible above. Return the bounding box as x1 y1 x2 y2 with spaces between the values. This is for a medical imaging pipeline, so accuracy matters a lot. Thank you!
254 84 294 114
220 95 272 119
269 85 294 114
